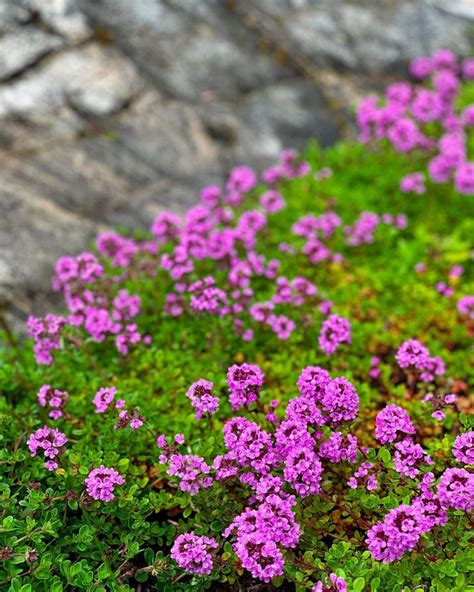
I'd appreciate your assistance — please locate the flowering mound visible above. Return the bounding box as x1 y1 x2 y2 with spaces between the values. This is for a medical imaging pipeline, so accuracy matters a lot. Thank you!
0 50 473 591
358 49 474 195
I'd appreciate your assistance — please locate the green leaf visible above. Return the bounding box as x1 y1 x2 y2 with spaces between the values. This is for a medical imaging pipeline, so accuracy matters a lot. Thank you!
378 447 391 464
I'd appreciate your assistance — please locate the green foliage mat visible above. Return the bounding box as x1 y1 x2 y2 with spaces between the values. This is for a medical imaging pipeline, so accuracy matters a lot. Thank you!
0 136 473 592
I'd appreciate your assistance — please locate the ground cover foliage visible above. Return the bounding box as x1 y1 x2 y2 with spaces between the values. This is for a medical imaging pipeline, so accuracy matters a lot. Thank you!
0 50 473 592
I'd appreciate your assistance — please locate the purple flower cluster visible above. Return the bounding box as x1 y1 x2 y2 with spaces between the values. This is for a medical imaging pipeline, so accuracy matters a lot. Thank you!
81 149 336 354
54 252 143 354
393 438 433 478
436 468 474 511
260 189 285 213
166 454 213 495
344 211 407 246
400 172 425 194
318 314 351 356
292 207 407 266
84 465 125 502
293 211 342 241
37 385 68 419
164 364 361 581
369 356 381 379
396 339 445 383
366 498 447 563
114 407 144 431
29 258 144 364
227 363 265 411
375 404 416 444
319 432 358 464
435 280 454 299
27 426 67 471
223 417 277 473
294 366 359 426
148 156 318 345
348 462 378 491
357 49 474 195
422 392 457 421
293 368 359 429
27 314 66 366
224 494 300 582
457 295 474 319
28 124 420 372
186 379 220 419
284 445 322 497
93 386 118 413
293 213 338 264
452 432 474 465
170 532 218 576
163 362 473 581
312 573 347 592
92 387 143 430
262 148 310 184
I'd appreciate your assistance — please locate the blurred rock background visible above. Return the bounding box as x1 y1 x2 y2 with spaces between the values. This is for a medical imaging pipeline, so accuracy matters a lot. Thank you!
0 0 473 328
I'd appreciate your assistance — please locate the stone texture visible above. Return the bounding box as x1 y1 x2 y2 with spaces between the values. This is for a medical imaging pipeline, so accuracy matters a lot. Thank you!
0 0 472 331
0 27 63 81
26 0 92 42
0 44 143 119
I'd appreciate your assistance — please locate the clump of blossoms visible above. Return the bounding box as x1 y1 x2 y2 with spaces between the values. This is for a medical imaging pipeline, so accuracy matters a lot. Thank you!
162 365 351 581
344 211 407 246
366 500 446 563
84 466 125 502
357 49 474 195
162 363 472 583
422 392 457 421
457 294 474 319
186 379 219 419
396 338 445 383
452 432 474 465
27 314 66 365
436 467 474 512
393 438 433 478
91 386 142 430
37 385 68 419
318 314 351 355
170 533 218 576
369 356 381 379
166 454 213 495
227 363 265 411
92 386 118 413
27 426 67 470
114 407 144 431
319 432 358 464
375 404 416 444
292 209 406 265
223 494 300 581
348 462 378 491
313 573 347 592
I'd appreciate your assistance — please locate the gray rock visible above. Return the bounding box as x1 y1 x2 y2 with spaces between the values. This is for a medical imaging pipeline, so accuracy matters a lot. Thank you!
80 0 291 101
26 0 92 43
285 11 359 69
278 0 473 72
0 1 30 34
0 44 143 119
232 79 342 166
0 186 100 323
432 0 474 21
0 27 63 81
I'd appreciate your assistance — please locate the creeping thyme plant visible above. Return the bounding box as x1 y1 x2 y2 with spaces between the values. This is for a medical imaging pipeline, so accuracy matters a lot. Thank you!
1 50 473 592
